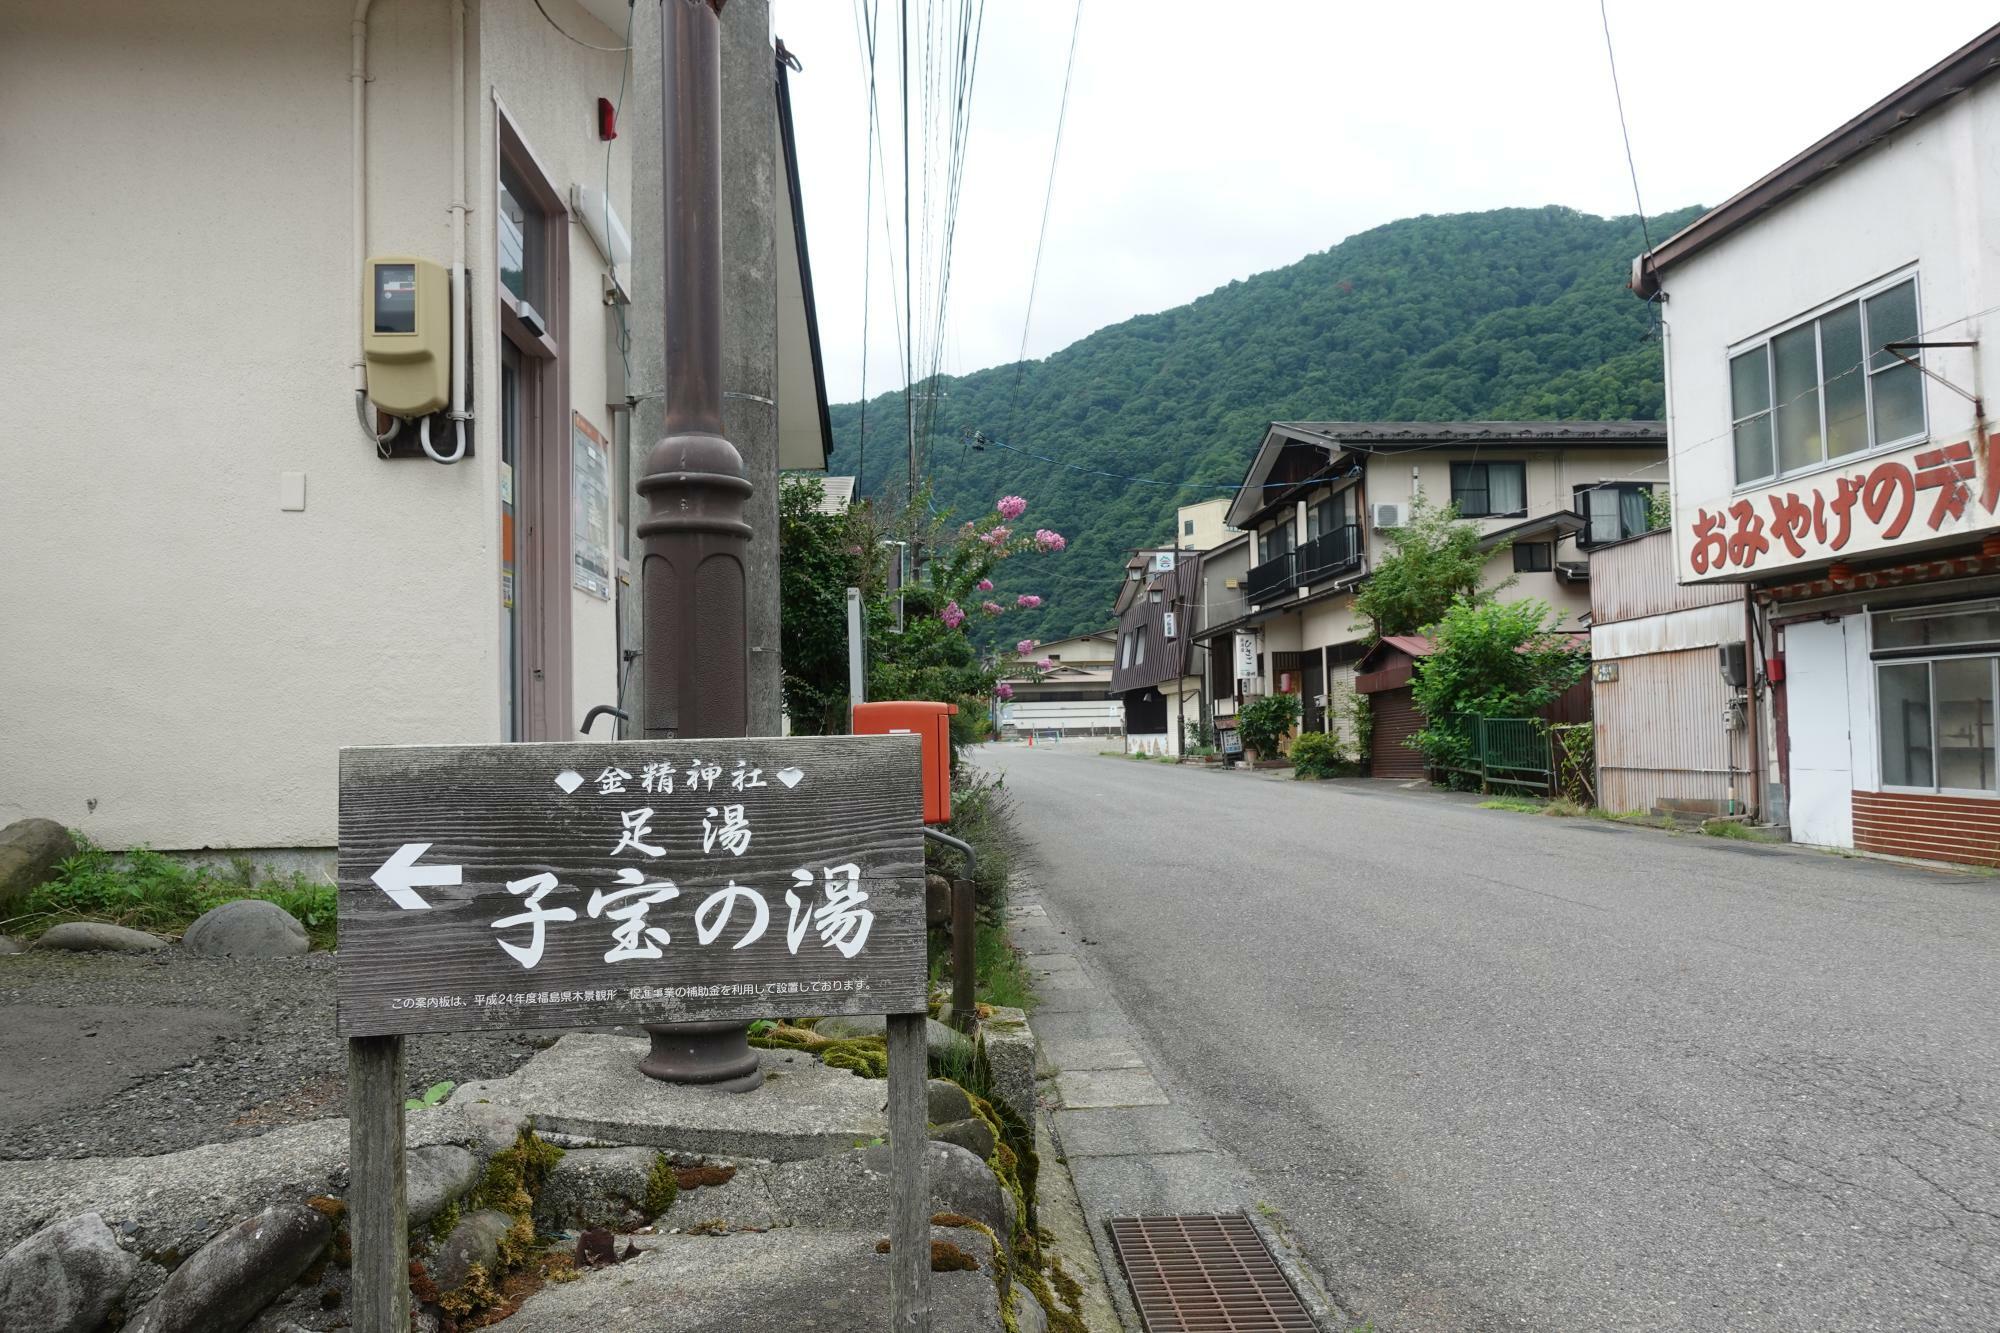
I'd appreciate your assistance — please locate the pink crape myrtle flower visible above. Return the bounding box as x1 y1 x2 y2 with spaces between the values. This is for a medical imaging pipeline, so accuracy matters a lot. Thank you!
1033 529 1066 552
994 681 1014 700
977 578 994 592
979 526 1011 548
996 495 1028 521
1015 594 1042 609
981 601 1003 615
1017 639 1037 655
940 601 966 629
1036 657 1055 672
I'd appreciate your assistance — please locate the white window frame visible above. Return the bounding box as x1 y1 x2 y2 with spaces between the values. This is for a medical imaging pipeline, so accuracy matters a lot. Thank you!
1729 268 1927 491
1874 653 2000 798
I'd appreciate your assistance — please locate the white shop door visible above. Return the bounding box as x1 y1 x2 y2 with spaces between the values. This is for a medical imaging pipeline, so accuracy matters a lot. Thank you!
1786 618 1854 848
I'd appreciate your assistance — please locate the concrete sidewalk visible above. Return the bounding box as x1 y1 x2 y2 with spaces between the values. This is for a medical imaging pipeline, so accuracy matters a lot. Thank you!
1009 886 1347 1331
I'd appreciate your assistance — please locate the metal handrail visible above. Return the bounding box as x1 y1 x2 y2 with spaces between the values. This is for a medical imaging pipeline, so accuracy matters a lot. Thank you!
1246 550 1298 604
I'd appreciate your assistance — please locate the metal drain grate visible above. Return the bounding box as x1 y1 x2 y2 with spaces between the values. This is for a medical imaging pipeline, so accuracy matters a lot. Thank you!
1108 1212 1318 1332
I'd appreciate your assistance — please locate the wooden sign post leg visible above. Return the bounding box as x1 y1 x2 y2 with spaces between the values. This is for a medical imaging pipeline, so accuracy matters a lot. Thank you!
348 1035 410 1333
886 1012 932 1332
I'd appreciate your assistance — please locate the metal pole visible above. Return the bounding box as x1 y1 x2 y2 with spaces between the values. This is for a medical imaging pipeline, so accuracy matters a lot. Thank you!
636 0 761 1093
1174 530 1184 759
922 827 978 1033
847 586 865 725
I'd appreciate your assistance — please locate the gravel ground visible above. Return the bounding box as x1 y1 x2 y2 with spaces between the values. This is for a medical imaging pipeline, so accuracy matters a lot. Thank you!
0 947 546 1160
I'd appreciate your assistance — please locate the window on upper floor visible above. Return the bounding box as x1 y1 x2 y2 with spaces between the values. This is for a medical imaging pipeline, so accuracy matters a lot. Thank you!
1135 627 1148 667
1450 462 1526 518
1258 521 1295 565
1731 274 1925 486
1120 633 1132 669
1513 542 1554 572
1575 482 1653 546
1183 519 1196 536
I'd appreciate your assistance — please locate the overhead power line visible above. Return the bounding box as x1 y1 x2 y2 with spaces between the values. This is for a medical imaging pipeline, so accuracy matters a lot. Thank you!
1013 0 1085 414
1598 0 1653 255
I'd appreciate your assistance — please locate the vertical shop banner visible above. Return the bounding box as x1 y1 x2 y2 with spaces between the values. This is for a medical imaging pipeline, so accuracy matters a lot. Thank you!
571 413 613 600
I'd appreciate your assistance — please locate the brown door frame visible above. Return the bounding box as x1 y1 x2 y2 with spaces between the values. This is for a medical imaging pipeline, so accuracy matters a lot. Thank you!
496 103 573 741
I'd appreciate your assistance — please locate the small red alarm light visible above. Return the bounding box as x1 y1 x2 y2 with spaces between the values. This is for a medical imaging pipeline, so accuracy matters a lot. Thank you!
597 97 617 142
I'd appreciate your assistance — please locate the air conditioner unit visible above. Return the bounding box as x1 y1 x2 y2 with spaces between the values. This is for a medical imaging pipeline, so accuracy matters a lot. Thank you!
1371 503 1406 530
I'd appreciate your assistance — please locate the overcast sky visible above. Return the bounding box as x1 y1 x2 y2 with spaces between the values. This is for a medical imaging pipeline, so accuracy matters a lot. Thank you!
771 1 1993 404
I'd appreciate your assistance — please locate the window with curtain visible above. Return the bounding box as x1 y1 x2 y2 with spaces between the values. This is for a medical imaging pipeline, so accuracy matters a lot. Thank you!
1575 483 1655 545
1450 462 1526 518
1730 274 1924 485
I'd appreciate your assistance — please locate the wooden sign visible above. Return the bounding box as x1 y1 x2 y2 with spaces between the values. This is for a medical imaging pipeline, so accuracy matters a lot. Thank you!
336 734 926 1038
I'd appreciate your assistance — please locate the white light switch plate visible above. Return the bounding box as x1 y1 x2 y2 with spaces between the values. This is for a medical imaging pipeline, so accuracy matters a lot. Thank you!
280 472 306 511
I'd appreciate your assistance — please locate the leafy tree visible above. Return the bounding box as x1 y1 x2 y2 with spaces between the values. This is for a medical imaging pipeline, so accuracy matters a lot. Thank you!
1351 498 1507 641
824 204 1701 647
1407 597 1588 776
778 480 1068 743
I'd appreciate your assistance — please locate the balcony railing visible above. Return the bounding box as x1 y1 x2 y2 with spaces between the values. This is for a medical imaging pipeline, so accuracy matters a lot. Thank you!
1246 551 1298 604
1297 524 1363 587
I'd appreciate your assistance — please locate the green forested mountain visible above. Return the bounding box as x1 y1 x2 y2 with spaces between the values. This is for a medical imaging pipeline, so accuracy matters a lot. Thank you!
826 204 1699 644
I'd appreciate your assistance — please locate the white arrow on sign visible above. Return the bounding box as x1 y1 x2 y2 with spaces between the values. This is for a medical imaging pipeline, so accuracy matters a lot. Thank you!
371 842 461 911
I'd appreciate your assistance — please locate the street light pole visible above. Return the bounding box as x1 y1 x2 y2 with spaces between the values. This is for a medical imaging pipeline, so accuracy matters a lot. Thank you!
635 0 761 1093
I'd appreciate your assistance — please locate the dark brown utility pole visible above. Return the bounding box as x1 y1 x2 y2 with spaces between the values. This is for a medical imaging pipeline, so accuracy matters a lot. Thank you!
635 0 761 1093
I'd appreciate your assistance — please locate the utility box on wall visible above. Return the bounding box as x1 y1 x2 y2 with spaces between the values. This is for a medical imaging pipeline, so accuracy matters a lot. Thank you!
852 700 957 825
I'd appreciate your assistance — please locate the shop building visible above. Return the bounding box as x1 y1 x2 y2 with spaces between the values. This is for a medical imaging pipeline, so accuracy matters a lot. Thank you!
1633 23 2000 860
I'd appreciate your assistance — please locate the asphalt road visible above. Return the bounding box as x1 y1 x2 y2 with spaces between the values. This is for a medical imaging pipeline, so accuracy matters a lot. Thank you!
976 744 2000 1333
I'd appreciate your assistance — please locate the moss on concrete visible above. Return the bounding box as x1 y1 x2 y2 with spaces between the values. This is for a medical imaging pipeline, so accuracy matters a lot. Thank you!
643 1153 679 1217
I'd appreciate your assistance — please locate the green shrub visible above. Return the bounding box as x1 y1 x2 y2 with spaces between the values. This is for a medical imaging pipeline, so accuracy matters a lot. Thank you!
12 839 337 949
1289 731 1344 779
1236 693 1302 758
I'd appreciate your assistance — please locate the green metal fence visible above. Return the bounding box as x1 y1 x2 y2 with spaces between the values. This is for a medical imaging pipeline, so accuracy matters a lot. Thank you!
1479 718 1552 794
1431 717 1557 793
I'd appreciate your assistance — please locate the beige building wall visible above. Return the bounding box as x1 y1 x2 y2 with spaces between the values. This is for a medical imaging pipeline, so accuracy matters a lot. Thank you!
0 0 629 850
1366 447 1664 533
1175 497 1238 552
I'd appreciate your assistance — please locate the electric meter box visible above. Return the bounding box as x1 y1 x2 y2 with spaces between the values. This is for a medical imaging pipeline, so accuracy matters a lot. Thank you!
851 700 956 825
363 256 449 416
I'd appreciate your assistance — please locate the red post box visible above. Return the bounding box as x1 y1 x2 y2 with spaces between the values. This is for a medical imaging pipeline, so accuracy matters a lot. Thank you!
852 700 956 825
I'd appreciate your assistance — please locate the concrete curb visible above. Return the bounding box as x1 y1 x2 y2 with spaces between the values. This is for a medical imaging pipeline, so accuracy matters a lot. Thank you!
1007 886 1351 1332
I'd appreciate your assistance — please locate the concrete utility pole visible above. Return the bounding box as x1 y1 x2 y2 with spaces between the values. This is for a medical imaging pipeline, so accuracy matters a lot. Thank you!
634 0 761 1093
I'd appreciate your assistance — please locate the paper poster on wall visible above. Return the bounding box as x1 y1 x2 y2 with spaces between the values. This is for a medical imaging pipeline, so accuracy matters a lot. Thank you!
571 413 613 600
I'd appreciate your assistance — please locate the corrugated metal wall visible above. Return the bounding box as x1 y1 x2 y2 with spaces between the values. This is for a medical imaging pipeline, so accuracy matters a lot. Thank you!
1593 530 1744 625
1595 648 1750 814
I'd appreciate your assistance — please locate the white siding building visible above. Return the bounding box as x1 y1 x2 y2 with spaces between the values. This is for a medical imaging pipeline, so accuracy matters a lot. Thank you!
1636 23 2000 861
0 0 828 852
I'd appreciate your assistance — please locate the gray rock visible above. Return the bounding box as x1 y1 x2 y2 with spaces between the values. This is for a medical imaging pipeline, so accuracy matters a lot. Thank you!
0 1101 518 1259
0 818 74 913
0 936 21 955
407 1145 482 1227
477 1228 1004 1333
733 1141 1014 1242
180 899 309 959
813 1015 973 1062
1010 1284 1050 1333
975 1006 1037 1130
0 1211 138 1333
130 1202 331 1333
33 922 167 953
534 1147 661 1233
428 1209 515 1292
932 1116 997 1163
927 1078 974 1125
